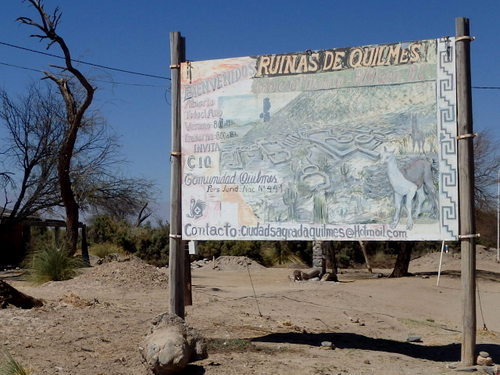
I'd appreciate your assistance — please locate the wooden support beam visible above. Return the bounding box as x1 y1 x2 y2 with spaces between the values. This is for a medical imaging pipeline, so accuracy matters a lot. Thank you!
168 31 186 318
456 17 477 366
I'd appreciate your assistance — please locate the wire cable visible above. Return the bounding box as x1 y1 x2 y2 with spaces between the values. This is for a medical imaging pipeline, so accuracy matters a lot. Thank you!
0 40 170 80
0 60 43 73
4 41 500 89
0 60 169 88
2 48 500 91
473 86 500 90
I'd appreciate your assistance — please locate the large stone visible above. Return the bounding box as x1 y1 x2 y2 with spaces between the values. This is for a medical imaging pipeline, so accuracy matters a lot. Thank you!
140 313 207 375
477 355 493 366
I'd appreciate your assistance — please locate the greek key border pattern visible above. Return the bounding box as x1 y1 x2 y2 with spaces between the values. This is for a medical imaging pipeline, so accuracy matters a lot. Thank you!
437 37 459 239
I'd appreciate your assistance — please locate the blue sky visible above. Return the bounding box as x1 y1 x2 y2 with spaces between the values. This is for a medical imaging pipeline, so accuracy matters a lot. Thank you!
1 0 499 221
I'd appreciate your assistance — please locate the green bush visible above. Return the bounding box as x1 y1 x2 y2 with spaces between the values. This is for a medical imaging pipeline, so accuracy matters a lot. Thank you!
28 245 81 283
88 215 119 243
89 242 123 258
191 240 265 264
134 224 170 266
221 241 264 263
337 253 351 268
196 240 312 267
260 241 311 267
88 215 133 249
88 215 170 266
29 226 56 252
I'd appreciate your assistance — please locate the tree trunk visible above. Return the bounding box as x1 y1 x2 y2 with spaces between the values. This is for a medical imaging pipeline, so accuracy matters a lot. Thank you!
18 1 95 257
58 130 80 255
0 280 43 309
390 242 412 278
322 241 338 277
58 156 79 255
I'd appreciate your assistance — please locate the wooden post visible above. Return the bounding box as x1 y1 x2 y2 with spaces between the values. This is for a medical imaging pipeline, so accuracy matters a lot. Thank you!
456 17 477 366
184 247 192 306
81 225 90 266
169 31 186 318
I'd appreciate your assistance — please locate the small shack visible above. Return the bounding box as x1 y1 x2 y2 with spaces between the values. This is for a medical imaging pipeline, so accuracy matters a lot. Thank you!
0 212 88 267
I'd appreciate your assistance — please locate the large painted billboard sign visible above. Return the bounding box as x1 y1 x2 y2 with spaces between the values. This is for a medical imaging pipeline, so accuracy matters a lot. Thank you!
180 38 458 241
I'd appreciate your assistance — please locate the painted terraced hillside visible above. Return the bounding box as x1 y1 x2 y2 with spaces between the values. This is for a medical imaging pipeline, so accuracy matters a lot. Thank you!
219 80 439 228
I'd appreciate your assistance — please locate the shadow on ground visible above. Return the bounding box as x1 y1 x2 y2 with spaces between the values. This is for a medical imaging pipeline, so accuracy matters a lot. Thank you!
252 332 500 362
413 269 500 282
180 365 205 374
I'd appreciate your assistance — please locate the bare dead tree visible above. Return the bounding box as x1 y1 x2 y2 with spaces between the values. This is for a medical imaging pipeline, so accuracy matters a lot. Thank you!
0 149 14 218
18 0 95 254
136 202 153 227
0 171 14 220
0 84 62 222
1 82 154 228
474 129 500 210
68 120 155 220
77 175 154 220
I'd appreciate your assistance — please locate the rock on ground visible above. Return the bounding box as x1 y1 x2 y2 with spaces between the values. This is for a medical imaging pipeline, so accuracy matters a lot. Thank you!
140 313 207 375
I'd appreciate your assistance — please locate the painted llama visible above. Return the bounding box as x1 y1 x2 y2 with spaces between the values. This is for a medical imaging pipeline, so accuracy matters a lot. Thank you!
380 147 438 230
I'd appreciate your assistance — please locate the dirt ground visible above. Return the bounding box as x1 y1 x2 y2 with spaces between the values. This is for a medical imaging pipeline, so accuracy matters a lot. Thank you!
1 247 499 375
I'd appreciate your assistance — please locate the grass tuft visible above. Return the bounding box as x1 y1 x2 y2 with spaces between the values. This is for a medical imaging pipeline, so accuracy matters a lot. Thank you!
28 245 82 284
0 352 30 375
